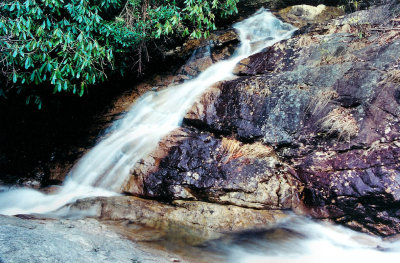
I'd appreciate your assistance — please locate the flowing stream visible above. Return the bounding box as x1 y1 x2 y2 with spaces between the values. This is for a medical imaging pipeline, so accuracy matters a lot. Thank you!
1 9 400 263
0 9 295 215
196 215 400 263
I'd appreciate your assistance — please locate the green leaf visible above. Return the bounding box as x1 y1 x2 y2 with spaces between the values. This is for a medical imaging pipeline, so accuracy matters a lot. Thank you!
24 57 31 69
79 82 85 96
12 72 17 83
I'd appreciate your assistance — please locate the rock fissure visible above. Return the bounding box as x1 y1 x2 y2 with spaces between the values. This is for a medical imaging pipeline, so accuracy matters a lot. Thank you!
374 104 400 118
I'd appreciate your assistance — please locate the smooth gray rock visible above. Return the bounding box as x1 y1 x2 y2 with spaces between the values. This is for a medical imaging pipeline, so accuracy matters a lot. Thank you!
0 215 181 263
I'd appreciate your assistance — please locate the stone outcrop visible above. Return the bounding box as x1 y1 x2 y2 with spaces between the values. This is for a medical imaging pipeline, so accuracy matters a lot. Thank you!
122 2 400 236
124 127 300 210
4 3 400 263
171 30 239 83
67 196 287 243
0 215 185 263
278 4 345 28
233 0 347 20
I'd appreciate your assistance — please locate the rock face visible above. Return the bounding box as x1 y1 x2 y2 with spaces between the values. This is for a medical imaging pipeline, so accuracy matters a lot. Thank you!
67 196 287 243
174 30 239 81
278 4 345 28
122 2 400 236
234 0 347 19
124 127 299 210
4 5 400 263
0 215 185 263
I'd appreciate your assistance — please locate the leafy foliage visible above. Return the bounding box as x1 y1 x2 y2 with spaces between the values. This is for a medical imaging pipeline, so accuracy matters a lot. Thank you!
113 0 239 72
0 0 121 108
0 0 239 108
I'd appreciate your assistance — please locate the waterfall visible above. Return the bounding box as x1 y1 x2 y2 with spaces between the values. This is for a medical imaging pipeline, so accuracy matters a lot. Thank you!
0 9 296 215
2 9 400 263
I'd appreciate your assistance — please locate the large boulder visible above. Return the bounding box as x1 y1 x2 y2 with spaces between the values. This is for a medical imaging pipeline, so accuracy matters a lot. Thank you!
122 2 400 236
123 127 300 210
278 4 345 27
0 215 183 263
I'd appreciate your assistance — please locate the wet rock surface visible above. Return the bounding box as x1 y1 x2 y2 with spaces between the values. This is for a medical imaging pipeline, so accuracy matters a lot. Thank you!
278 4 345 28
172 30 239 83
1 9 399 263
67 196 287 243
124 2 400 236
0 215 185 263
124 128 300 210
3 3 400 263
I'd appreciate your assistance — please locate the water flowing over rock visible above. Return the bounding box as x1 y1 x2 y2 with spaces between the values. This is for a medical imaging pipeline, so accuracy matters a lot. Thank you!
159 1 400 236
201 215 400 263
2 6 400 263
0 10 296 223
111 1 400 237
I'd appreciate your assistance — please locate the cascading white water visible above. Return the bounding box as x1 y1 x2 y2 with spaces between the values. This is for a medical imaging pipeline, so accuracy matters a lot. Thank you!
0 9 296 215
216 216 400 263
2 9 400 263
